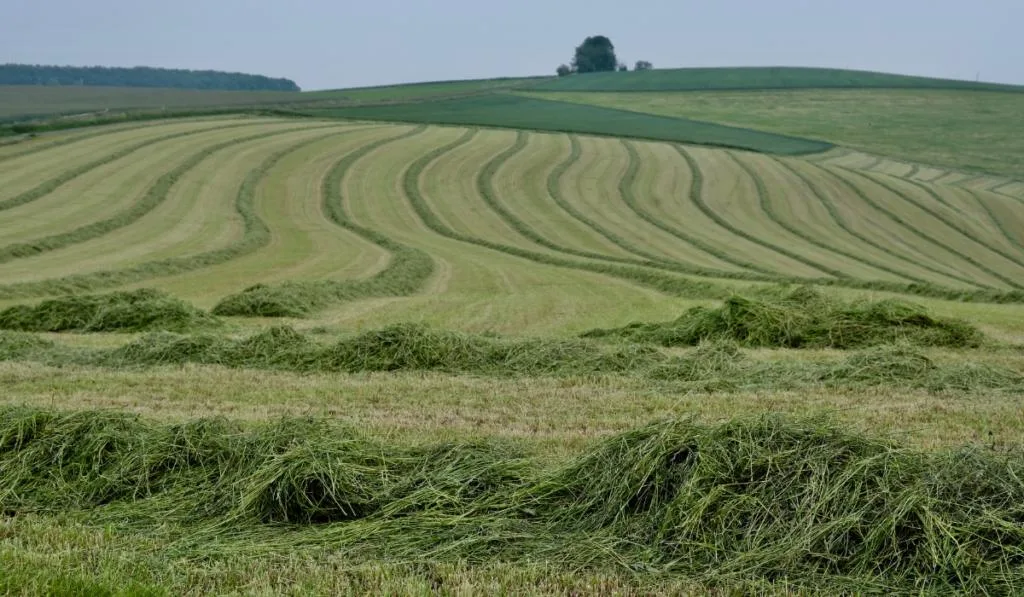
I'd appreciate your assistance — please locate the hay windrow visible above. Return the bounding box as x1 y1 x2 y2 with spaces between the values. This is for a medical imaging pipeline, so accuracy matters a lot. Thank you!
0 324 1020 393
2 408 1023 592
0 289 218 333
582 286 983 349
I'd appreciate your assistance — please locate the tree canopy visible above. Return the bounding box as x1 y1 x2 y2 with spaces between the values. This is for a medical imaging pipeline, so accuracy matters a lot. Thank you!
0 64 300 91
571 36 618 74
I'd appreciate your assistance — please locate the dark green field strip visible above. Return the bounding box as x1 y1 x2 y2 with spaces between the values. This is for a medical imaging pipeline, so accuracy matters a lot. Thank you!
212 126 438 317
528 66 1024 93
0 121 257 213
862 172 1024 272
0 127 353 300
830 167 1024 289
302 93 832 155
0 126 332 266
671 145 844 278
771 159 985 289
726 152 925 285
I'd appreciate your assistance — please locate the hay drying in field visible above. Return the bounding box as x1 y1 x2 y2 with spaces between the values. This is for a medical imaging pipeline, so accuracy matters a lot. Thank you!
0 288 218 332
2 407 1023 593
583 286 982 349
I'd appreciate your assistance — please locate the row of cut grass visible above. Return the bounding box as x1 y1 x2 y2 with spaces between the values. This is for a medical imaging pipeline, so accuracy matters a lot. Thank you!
0 124 350 287
0 119 256 213
582 286 982 349
774 159 994 289
211 126 437 316
0 321 1017 396
0 124 325 266
726 151 918 283
825 166 1022 289
0 126 352 300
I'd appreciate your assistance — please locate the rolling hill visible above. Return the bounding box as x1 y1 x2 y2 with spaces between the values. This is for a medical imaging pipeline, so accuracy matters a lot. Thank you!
2 65 1024 594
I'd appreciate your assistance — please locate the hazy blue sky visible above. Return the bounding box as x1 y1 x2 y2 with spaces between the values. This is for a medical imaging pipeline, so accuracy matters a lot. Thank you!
2 0 1021 90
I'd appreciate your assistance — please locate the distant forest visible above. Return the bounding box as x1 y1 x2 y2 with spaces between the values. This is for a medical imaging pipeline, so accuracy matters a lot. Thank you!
0 64 300 91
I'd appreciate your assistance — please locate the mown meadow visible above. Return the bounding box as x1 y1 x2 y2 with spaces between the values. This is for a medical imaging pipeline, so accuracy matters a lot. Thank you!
1 67 1023 594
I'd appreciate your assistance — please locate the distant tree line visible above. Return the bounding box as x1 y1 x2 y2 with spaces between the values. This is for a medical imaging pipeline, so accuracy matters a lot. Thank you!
0 64 300 91
556 37 652 77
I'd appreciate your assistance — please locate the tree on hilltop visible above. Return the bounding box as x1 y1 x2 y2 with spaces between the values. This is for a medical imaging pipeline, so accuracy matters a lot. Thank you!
556 64 573 77
571 36 618 73
635 60 653 71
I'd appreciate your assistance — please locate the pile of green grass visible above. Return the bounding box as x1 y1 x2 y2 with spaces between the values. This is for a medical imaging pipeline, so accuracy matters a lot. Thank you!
2 324 1019 394
0 289 217 333
100 323 660 376
2 407 1022 593
583 287 982 349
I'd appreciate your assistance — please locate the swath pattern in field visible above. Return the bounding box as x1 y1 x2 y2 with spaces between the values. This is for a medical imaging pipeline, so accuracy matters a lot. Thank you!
2 118 1023 330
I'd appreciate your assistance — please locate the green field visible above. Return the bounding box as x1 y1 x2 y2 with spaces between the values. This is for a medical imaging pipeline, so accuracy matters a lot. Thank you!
530 66 1024 92
0 77 543 122
302 94 832 154
531 88 1024 178
2 67 1024 594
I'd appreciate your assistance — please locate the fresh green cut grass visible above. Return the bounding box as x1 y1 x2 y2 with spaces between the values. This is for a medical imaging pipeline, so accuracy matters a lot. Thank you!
533 88 1024 178
529 66 1024 93
303 94 832 155
2 407 1024 594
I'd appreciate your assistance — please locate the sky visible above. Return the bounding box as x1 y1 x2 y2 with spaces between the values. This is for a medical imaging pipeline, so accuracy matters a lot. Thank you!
2 0 1022 90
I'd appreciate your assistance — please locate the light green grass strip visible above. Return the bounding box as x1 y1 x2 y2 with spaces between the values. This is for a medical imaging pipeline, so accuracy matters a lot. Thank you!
0 126 352 300
0 121 255 212
0 126 330 265
829 167 1023 289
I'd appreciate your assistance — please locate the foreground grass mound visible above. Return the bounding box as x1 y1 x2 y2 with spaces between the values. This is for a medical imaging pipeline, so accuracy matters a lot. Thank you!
0 289 218 333
2 408 1022 593
583 287 982 349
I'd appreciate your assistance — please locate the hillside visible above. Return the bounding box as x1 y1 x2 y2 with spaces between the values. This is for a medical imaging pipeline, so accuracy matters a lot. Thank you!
531 88 1024 178
531 66 1024 92
2 66 1024 594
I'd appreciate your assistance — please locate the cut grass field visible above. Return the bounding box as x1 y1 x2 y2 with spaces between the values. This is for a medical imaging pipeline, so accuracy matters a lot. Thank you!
2 79 1024 594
